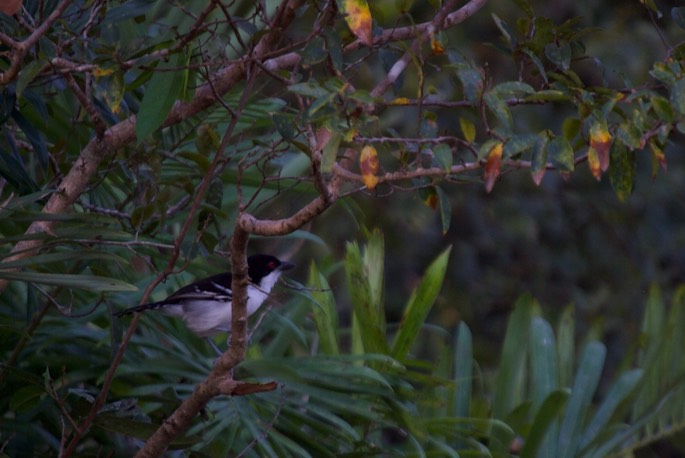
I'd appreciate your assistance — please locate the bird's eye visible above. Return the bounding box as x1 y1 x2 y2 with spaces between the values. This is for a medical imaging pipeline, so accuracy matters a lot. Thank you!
268 261 276 269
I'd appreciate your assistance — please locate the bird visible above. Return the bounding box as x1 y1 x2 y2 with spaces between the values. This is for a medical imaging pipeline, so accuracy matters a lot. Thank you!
115 254 294 338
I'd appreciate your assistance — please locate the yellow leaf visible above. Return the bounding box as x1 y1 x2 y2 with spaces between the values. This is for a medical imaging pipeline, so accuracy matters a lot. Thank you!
483 142 503 193
93 66 115 78
389 97 411 105
359 145 379 190
460 117 476 143
589 121 612 173
339 0 373 46
344 127 358 142
587 146 601 180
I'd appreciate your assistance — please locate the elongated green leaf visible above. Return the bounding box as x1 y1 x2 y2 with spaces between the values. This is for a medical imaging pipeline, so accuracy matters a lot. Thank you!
12 109 48 169
558 341 606 458
529 316 559 457
493 294 535 418
557 305 575 388
0 271 138 291
391 245 452 360
453 322 473 418
136 51 189 140
436 187 452 235
521 389 570 458
345 242 388 354
0 251 127 269
578 369 642 451
308 261 340 355
363 229 385 328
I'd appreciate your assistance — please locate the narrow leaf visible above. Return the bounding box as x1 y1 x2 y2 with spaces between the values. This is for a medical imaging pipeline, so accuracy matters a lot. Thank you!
558 341 606 458
453 322 473 418
0 271 138 292
345 242 388 354
391 246 452 360
308 262 340 355
521 390 570 458
136 53 188 140
493 294 535 418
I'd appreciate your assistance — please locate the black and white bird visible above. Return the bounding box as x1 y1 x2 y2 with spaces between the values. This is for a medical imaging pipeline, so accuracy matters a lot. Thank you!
115 254 294 338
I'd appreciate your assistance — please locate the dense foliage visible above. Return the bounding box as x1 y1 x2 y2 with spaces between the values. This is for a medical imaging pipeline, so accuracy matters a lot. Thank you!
2 0 685 456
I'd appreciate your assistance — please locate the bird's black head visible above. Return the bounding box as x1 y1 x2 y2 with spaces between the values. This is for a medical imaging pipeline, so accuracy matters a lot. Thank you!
247 254 294 282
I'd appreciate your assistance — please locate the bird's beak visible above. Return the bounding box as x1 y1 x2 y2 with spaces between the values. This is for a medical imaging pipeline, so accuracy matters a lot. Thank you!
280 261 295 271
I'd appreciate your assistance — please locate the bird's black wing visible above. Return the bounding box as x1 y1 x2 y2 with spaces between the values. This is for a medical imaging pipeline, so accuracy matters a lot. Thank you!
114 272 232 316
165 272 233 303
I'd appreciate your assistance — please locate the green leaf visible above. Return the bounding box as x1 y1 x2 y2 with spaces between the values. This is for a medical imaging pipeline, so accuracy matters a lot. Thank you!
578 369 642 451
289 81 329 98
493 294 535 418
557 305 575 388
436 186 451 235
0 271 138 292
12 109 49 169
453 322 473 418
433 144 453 171
16 59 45 99
521 389 570 458
503 134 537 159
135 52 188 140
454 63 483 104
530 133 549 185
650 95 675 123
0 251 128 269
529 317 558 408
363 229 385 322
391 245 452 360
308 262 340 355
670 77 685 115
321 129 342 172
345 241 388 354
609 141 636 202
548 136 574 172
558 341 606 458
273 112 296 141
528 316 559 457
545 42 572 71
484 91 512 132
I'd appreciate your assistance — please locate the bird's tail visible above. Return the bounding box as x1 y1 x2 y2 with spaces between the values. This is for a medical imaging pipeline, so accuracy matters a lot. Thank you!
114 301 166 317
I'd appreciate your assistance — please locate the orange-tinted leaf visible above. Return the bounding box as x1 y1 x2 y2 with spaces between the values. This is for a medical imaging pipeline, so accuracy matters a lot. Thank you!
430 32 445 55
590 121 612 170
424 188 438 210
339 0 373 46
587 147 601 180
360 145 379 189
483 142 503 193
